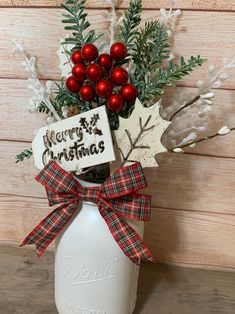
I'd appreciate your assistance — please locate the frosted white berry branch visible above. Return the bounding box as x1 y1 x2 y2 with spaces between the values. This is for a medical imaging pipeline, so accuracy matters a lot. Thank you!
12 39 61 121
170 125 235 153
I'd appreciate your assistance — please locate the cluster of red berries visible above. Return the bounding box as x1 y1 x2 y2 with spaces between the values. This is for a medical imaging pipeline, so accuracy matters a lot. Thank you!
66 42 137 113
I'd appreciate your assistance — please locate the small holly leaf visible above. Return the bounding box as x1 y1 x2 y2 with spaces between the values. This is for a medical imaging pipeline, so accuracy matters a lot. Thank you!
90 114 100 127
114 98 171 167
93 128 103 136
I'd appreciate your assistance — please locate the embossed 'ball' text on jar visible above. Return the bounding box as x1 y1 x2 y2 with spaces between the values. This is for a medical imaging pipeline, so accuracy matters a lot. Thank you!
55 178 144 314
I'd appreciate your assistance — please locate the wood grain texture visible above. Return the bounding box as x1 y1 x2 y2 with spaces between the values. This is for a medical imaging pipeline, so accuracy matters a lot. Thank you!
1 0 235 11
135 262 235 314
2 9 235 90
1 244 235 314
0 243 56 314
2 141 235 215
1 195 235 269
147 208 235 269
147 153 235 214
0 79 44 142
0 195 49 241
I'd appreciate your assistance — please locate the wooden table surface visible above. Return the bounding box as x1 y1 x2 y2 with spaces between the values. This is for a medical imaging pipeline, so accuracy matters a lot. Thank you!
1 244 235 314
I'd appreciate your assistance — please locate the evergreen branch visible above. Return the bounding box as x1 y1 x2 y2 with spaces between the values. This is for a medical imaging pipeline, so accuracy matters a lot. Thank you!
138 56 205 104
108 110 120 130
37 98 63 119
62 0 103 49
158 56 205 87
150 22 170 68
132 21 157 63
37 102 51 115
132 21 169 70
15 148 33 163
118 0 142 51
54 80 91 114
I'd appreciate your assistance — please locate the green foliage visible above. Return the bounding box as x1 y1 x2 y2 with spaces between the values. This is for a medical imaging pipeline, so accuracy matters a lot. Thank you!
15 148 33 163
62 0 103 49
37 99 63 118
37 80 92 118
37 102 51 115
108 111 120 131
54 80 91 113
134 21 169 71
132 21 169 69
118 0 142 51
157 56 205 87
35 0 205 133
136 56 205 104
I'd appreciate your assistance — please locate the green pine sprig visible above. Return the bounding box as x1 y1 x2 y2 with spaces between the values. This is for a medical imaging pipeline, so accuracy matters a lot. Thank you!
15 148 33 163
62 0 103 49
55 80 92 113
37 102 51 115
148 21 170 69
118 0 142 51
136 56 205 104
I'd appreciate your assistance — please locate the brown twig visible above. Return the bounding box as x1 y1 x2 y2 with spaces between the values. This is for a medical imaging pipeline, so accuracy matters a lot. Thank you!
169 126 235 152
169 95 200 121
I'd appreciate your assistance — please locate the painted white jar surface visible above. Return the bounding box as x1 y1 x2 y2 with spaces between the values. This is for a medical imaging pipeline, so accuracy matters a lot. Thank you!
55 179 144 314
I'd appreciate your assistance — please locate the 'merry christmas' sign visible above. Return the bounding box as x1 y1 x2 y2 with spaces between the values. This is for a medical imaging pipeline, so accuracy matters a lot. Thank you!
32 106 115 171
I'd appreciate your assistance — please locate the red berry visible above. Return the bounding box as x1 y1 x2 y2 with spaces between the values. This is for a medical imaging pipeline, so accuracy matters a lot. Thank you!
120 84 138 102
86 64 103 82
97 53 113 71
81 44 99 62
96 80 113 98
72 63 87 81
107 94 124 112
71 50 84 64
111 67 129 86
110 42 127 61
66 76 81 93
80 85 95 101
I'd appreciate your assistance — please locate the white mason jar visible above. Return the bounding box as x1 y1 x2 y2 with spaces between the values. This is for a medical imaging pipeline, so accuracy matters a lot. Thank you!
55 179 144 314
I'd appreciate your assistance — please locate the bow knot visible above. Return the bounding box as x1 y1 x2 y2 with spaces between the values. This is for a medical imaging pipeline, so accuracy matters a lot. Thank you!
20 161 155 265
78 186 101 204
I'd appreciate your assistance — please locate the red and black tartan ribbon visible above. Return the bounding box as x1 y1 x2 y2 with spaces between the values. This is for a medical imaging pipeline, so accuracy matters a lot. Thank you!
20 161 155 265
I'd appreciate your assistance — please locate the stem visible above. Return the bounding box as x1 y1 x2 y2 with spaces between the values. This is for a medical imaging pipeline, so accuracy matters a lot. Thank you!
169 95 200 121
169 126 235 151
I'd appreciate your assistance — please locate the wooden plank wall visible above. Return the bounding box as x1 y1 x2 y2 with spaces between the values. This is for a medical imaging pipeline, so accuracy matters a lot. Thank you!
1 0 235 271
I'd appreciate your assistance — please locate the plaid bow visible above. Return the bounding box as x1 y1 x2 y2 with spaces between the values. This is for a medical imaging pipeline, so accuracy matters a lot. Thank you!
20 161 155 265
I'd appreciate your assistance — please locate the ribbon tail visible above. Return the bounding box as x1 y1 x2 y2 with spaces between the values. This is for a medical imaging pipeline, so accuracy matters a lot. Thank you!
20 202 77 257
99 201 156 265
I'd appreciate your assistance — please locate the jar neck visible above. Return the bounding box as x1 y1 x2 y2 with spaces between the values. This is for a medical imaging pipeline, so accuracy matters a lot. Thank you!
75 177 101 207
76 177 101 188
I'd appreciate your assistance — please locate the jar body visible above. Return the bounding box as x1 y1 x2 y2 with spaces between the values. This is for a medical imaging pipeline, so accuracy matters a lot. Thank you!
55 181 144 314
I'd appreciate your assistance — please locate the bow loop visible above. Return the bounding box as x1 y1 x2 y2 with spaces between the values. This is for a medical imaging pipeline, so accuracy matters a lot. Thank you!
35 161 80 206
101 162 147 199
